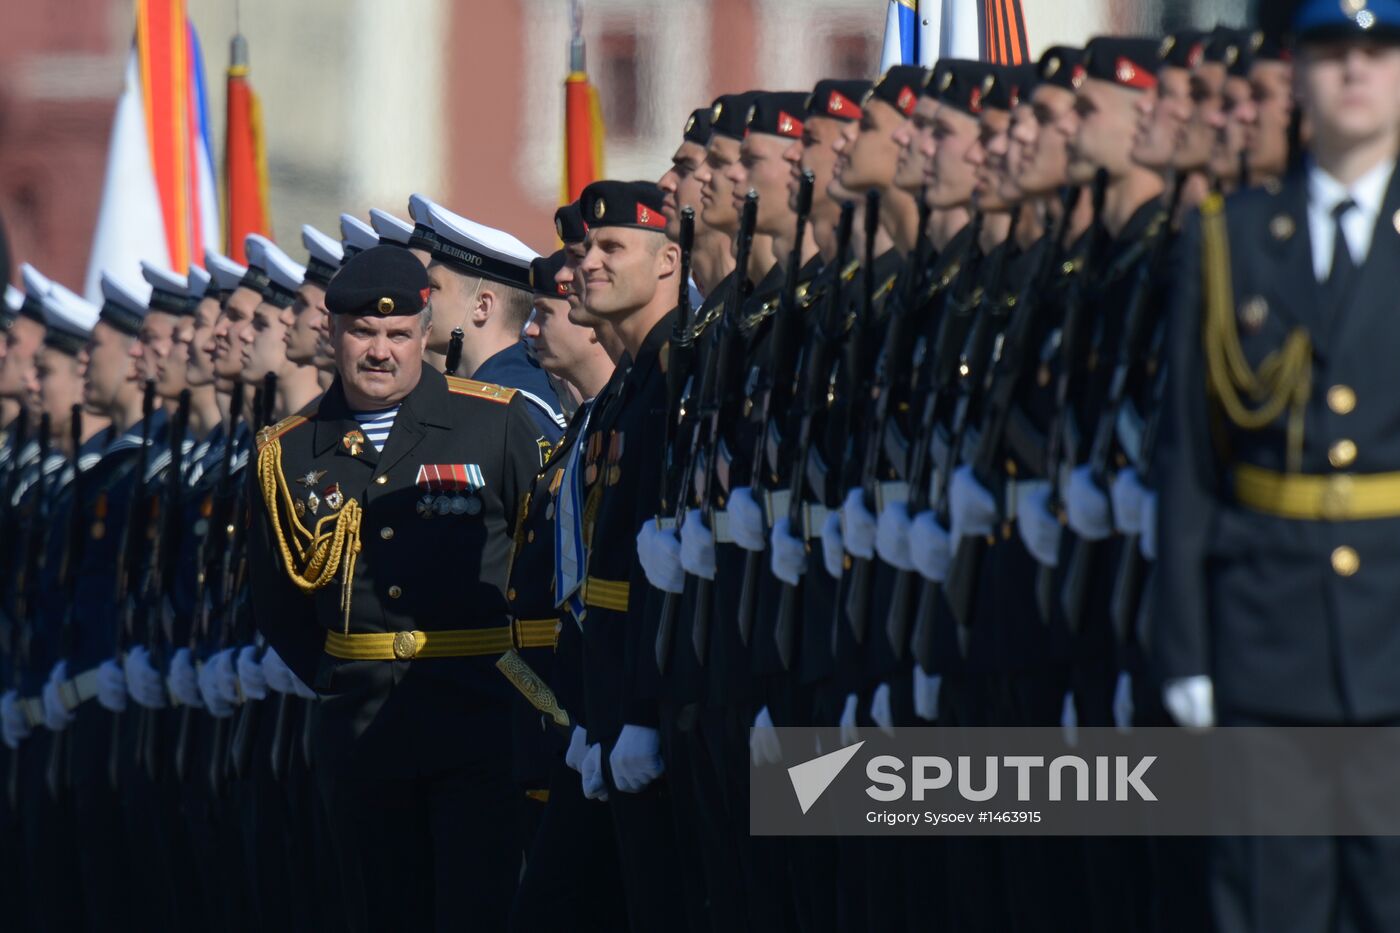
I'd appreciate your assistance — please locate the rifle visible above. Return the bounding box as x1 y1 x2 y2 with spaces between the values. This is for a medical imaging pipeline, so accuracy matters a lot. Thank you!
175 379 243 785
652 207 697 674
734 171 813 649
772 202 854 670
1058 179 1178 628
7 414 50 810
831 189 882 648
107 380 158 792
229 373 277 782
686 191 757 666
46 405 87 800
1035 169 1109 626
944 190 1076 630
136 389 190 781
444 327 465 376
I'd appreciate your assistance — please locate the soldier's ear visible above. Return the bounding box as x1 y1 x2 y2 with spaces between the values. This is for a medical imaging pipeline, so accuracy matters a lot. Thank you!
655 241 681 279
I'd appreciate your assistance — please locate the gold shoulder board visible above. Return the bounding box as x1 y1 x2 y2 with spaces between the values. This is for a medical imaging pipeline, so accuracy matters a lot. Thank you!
446 376 518 404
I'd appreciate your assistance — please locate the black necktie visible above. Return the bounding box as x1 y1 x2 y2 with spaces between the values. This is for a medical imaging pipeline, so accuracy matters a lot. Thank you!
1327 197 1357 294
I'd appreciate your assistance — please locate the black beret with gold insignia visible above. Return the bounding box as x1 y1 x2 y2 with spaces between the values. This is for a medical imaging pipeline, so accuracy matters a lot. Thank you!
1083 36 1161 91
746 91 809 139
1204 26 1252 76
983 64 1039 111
555 201 587 245
325 244 430 317
1157 29 1209 70
1037 46 1086 91
867 64 927 117
930 59 998 116
579 180 669 232
530 250 571 298
683 107 713 145
711 91 766 141
806 79 871 121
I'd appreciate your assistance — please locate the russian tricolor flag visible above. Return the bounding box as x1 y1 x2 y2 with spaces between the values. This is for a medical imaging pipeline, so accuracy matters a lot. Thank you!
84 0 220 302
880 0 1029 71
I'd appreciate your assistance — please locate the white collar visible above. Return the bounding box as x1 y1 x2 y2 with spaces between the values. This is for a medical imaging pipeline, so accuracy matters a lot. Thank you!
1308 156 1394 218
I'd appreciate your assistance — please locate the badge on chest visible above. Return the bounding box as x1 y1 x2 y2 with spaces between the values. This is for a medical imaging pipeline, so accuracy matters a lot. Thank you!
415 463 486 517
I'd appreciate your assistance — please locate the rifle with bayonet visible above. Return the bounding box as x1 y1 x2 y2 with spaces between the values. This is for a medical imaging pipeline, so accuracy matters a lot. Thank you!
734 171 814 649
652 207 697 674
944 191 1075 629
8 414 50 810
772 201 855 670
46 405 87 800
107 380 157 792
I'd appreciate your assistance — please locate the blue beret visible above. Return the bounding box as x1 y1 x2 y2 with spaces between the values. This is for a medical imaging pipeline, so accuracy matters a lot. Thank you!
1294 0 1400 42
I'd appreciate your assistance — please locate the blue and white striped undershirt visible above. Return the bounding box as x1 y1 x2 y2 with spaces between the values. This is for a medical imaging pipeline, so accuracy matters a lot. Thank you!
351 405 400 453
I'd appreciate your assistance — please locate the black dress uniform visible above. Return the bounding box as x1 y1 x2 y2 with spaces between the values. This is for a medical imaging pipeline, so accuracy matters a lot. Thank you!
248 246 544 932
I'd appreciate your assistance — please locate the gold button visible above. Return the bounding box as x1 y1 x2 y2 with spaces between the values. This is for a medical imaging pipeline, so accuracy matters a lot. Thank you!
1327 385 1356 415
380 527 394 540
507 587 517 601
1328 439 1357 469
388 585 402 599
527 530 535 543
375 475 389 485
392 631 418 660
1331 546 1359 577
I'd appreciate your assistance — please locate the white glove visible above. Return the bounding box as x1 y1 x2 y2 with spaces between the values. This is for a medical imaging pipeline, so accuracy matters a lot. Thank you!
237 646 269 701
1163 675 1215 731
679 509 717 581
750 706 783 767
581 743 609 801
1110 468 1147 536
839 692 860 747
124 645 167 710
875 503 916 571
1 690 29 749
820 511 844 579
1061 690 1078 747
168 648 203 708
1140 491 1159 561
1015 483 1062 568
212 648 241 706
1113 671 1134 732
1065 465 1113 541
727 486 767 552
908 510 951 583
950 465 998 540
841 489 877 559
565 725 589 773
609 724 665 793
197 653 234 718
43 661 76 732
96 659 128 713
770 516 807 586
261 646 295 695
913 665 941 722
870 682 895 736
639 519 685 594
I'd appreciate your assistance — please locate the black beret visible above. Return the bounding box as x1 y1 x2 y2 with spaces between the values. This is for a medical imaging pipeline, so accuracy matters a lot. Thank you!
579 180 669 232
683 107 713 145
1037 46 1087 91
555 202 587 245
928 60 998 116
530 251 571 298
746 91 808 139
1157 30 1209 69
807 79 871 120
1247 29 1291 63
711 91 765 141
1204 27 1250 65
866 65 926 117
983 64 1039 110
325 245 430 317
1083 36 1161 91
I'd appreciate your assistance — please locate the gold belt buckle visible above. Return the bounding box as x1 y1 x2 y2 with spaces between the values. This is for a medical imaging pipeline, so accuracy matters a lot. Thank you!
392 631 420 660
1320 475 1354 521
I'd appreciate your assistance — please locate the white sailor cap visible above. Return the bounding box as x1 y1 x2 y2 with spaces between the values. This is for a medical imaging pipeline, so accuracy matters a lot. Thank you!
301 224 344 288
204 249 248 296
427 204 538 291
369 208 414 247
98 270 151 336
406 194 443 253
17 264 51 326
3 284 22 324
242 234 304 309
186 265 212 301
41 280 99 356
141 261 196 316
340 213 379 259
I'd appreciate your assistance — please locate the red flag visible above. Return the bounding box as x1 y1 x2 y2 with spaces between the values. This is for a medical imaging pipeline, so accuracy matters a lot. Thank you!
562 3 604 205
224 34 269 263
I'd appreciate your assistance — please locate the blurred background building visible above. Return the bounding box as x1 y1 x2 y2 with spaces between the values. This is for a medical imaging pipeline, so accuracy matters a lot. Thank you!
0 0 1252 289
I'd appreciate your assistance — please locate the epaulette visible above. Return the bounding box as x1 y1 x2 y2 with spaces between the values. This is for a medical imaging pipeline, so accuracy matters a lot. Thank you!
256 413 310 453
446 375 517 404
841 259 861 282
